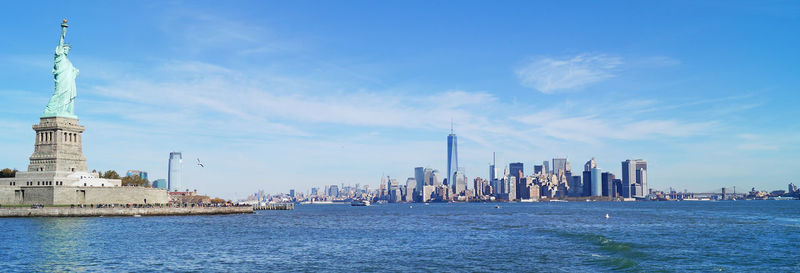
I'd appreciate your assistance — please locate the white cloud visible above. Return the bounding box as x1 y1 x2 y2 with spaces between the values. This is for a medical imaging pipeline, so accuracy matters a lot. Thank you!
512 108 714 143
734 134 781 151
515 54 622 93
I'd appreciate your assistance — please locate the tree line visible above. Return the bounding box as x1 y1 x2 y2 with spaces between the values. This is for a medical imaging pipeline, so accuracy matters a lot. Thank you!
92 170 148 187
0 168 18 178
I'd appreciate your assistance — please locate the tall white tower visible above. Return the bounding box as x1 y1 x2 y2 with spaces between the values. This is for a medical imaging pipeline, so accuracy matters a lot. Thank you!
447 122 458 193
168 152 182 192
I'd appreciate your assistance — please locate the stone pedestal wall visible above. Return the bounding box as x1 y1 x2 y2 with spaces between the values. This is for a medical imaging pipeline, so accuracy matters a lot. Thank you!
28 116 87 173
0 185 170 205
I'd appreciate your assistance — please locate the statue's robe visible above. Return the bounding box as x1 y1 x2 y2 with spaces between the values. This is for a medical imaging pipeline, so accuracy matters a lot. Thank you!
43 44 79 118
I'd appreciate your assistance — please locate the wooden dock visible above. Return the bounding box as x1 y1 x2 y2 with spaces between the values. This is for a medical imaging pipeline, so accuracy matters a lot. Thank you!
253 203 294 210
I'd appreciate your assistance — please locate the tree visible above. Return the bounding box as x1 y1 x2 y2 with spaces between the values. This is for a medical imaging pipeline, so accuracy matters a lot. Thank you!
210 198 226 204
0 168 17 178
121 175 148 187
101 170 120 179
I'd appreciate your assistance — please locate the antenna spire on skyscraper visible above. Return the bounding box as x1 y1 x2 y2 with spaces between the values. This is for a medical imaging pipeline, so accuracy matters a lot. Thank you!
450 118 454 134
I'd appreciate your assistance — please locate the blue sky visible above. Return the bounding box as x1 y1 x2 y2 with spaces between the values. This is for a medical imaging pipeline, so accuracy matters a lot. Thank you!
1 1 799 198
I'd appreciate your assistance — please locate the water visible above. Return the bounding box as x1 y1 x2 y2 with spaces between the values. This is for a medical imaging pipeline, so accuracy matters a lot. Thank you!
1 201 798 272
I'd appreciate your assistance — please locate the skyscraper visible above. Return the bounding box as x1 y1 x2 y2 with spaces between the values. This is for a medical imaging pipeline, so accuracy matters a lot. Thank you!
584 157 597 172
591 167 602 197
509 162 524 181
489 152 498 181
508 162 523 199
621 160 634 198
388 177 400 202
328 184 340 198
168 152 182 192
635 160 648 197
613 179 623 197
534 165 544 175
152 178 167 189
601 172 616 197
582 171 592 196
582 158 597 196
423 168 433 186
636 168 648 197
622 159 647 198
447 123 458 193
404 178 416 202
431 169 441 186
414 167 425 198
552 158 567 175
543 161 550 175
126 170 148 181
569 175 583 197
454 168 467 195
507 176 517 201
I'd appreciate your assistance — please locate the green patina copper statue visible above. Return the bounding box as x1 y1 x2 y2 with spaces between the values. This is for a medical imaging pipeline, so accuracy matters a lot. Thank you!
42 19 79 119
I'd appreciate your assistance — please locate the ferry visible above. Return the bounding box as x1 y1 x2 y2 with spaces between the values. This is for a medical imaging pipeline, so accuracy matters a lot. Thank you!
351 200 371 206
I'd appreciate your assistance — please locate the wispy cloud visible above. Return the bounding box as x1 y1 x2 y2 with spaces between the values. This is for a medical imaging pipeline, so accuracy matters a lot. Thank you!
82 54 732 152
156 8 305 57
735 134 782 151
515 53 622 93
512 108 715 143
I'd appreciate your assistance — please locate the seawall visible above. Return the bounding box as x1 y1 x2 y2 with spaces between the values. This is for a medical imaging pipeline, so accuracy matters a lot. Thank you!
0 206 253 217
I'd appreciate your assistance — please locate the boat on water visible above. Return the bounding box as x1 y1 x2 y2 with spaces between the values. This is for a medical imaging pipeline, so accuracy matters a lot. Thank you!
351 200 371 206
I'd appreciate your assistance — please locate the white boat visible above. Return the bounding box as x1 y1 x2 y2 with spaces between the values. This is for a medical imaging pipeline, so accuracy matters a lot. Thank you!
351 200 370 206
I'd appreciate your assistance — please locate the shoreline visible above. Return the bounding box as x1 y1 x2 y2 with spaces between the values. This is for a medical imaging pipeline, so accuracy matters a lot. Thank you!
0 206 253 217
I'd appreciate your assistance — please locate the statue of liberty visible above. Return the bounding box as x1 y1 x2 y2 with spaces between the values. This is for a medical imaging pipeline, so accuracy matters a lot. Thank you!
42 19 79 119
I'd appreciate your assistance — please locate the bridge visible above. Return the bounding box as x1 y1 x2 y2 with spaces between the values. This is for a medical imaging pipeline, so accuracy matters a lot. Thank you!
666 187 746 200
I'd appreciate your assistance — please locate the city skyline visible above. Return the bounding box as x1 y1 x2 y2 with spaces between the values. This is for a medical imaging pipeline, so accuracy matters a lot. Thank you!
1 1 799 198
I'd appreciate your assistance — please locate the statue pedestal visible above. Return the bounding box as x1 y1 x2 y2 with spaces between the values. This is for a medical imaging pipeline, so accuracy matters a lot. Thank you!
28 117 87 173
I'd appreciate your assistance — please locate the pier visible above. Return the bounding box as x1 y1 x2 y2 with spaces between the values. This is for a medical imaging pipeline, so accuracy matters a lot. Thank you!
253 203 294 210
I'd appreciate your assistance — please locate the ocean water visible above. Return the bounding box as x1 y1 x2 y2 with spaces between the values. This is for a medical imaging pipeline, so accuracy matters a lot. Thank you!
1 201 798 272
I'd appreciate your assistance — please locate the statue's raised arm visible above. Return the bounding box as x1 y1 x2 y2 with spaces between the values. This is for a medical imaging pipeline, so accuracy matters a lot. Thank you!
59 19 67 46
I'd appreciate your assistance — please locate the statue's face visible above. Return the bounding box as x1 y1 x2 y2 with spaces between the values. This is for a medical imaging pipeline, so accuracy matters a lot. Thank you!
63 44 71 54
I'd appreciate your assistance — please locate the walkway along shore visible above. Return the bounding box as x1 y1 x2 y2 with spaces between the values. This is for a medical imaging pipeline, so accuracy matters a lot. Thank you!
0 206 254 217
253 203 294 210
